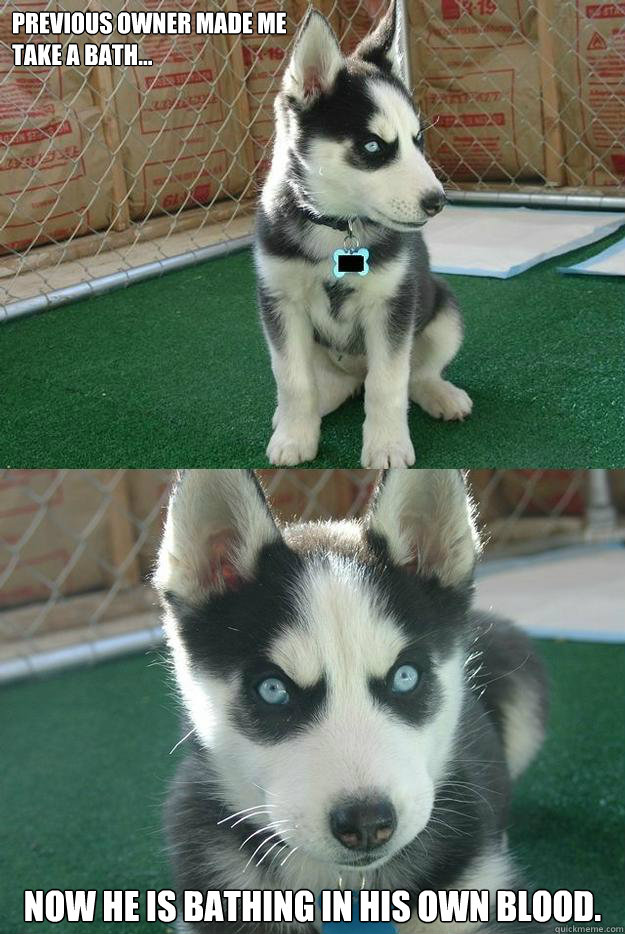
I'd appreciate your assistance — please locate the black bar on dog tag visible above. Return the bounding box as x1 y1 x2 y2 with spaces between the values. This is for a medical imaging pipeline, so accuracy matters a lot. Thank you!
337 252 365 273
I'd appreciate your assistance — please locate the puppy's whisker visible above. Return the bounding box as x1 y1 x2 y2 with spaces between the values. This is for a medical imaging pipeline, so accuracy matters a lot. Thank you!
169 728 194 755
229 810 278 829
433 805 479 822
279 845 299 868
418 114 439 132
239 820 290 850
217 803 277 825
428 816 470 838
244 830 286 872
251 782 281 799
267 841 291 870
256 835 292 868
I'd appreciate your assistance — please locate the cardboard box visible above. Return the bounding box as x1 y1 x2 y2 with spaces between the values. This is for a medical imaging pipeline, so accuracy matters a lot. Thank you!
409 1 545 182
540 0 625 187
337 0 386 53
110 0 252 220
0 470 114 619
0 1 112 255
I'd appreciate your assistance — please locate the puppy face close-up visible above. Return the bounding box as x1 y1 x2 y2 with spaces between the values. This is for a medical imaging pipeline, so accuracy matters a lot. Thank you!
278 5 446 229
156 470 479 871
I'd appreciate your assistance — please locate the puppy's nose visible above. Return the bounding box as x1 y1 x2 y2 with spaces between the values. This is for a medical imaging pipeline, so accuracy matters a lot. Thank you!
330 797 396 850
421 190 446 217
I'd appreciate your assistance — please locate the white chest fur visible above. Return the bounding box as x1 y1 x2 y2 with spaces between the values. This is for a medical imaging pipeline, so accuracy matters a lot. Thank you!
257 238 409 353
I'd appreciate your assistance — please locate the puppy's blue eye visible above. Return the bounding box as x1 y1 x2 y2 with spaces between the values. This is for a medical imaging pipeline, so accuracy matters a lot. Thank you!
391 664 419 694
364 140 381 153
257 677 290 705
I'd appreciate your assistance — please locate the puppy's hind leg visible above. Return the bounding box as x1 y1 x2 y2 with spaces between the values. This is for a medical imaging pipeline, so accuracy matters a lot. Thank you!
313 345 364 417
409 301 473 421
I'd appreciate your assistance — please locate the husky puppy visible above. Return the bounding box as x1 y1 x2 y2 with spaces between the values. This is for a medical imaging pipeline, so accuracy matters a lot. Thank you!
155 470 548 933
255 2 473 467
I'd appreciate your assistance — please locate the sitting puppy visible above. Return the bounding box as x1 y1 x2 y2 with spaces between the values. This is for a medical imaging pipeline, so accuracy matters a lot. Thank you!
155 469 548 933
255 1 472 467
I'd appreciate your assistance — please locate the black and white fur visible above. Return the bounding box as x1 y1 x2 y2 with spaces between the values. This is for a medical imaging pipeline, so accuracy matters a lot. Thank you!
155 470 549 933
256 2 473 468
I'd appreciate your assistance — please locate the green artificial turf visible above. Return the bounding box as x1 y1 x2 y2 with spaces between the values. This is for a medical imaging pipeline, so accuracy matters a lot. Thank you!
2 229 624 469
0 639 623 933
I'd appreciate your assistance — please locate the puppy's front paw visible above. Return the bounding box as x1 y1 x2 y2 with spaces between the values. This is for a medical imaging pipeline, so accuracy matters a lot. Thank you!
267 420 320 465
411 378 473 421
361 426 415 468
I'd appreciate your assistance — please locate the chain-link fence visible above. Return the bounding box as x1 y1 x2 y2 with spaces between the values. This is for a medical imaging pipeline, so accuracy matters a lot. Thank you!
1 468 623 682
1 1 623 317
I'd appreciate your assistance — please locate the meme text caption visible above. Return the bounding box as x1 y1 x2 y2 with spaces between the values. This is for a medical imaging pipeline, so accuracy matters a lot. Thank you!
25 887 603 925
12 10 287 67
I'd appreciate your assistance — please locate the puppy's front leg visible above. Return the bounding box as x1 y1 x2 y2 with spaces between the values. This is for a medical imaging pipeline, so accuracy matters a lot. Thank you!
361 318 415 468
265 301 321 465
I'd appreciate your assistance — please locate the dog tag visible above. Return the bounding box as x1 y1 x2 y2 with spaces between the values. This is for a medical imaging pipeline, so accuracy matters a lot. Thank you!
333 248 370 278
321 893 397 933
322 918 397 933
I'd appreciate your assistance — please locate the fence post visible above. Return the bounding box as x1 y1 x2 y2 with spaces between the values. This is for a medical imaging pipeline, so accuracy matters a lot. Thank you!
398 0 411 89
586 469 617 535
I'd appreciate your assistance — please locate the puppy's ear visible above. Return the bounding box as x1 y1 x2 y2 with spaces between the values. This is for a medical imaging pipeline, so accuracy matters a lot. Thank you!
353 0 404 83
154 470 280 604
283 9 343 105
366 470 480 587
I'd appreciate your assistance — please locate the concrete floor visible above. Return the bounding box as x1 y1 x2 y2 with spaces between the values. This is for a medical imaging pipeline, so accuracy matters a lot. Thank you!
476 544 625 642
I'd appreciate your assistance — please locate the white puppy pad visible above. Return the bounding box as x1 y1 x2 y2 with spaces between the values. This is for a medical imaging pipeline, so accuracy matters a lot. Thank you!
559 235 625 277
423 205 625 279
476 547 625 643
